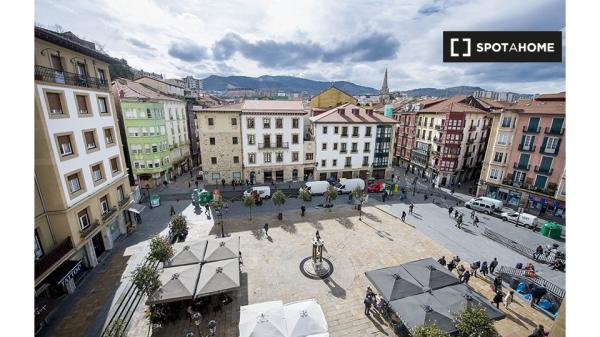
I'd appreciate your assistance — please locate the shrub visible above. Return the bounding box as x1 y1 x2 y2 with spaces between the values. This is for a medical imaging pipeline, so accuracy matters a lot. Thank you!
324 185 338 211
148 235 173 263
132 265 161 297
411 324 449 337
169 215 188 238
453 303 498 337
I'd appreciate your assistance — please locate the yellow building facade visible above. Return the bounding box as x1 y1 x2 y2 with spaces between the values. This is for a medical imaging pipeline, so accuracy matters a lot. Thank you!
309 86 358 109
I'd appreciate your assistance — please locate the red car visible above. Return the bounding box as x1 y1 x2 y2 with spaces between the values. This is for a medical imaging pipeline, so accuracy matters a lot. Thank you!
368 181 385 193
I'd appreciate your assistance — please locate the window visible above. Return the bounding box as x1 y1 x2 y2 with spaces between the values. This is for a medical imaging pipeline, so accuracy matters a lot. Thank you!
351 143 358 153
264 152 272 163
98 97 108 114
275 118 283 128
497 133 510 145
78 209 90 230
104 128 114 145
306 153 313 161
248 134 255 145
345 157 352 167
233 156 239 164
84 131 97 151
117 185 125 202
340 143 347 153
263 118 271 129
100 195 110 214
428 130 432 140
208 118 214 126
321 160 326 167
489 168 502 180
76 95 89 114
323 126 328 134
322 143 327 150
97 69 106 83
46 92 64 115
341 126 348 137
417 129 421 138
333 143 338 150
292 134 299 144
352 127 359 137
249 153 256 164
292 152 299 162
231 117 237 125
232 137 238 144
67 173 81 193
332 159 337 166
210 137 216 145
146 109 152 119
540 156 553 172
546 137 560 150
92 164 103 182
144 144 151 153
334 126 339 134
493 152 504 163
365 127 372 137
276 152 283 163
364 142 371 152
534 175 548 189
142 128 148 136
247 118 255 129
522 135 535 149
211 157 217 164
160 126 166 135
292 118 299 128
57 135 74 156
110 157 120 173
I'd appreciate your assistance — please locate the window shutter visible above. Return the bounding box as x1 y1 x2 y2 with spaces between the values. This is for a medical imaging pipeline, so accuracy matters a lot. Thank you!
555 138 562 153
531 136 536 146
47 93 62 111
77 96 87 112
541 137 548 152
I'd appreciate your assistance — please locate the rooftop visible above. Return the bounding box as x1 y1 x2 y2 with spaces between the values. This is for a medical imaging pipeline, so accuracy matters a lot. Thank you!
35 26 115 64
509 93 565 115
241 100 305 112
419 96 488 114
310 103 397 124
112 78 180 102
193 102 243 112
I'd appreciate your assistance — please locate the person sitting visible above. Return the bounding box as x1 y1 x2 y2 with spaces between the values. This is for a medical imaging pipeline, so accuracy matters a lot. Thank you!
533 245 544 260
438 256 447 266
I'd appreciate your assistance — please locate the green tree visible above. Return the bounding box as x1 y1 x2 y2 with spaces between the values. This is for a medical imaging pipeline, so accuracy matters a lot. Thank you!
242 195 255 220
148 235 173 263
109 58 134 80
132 264 161 297
324 185 338 211
169 215 188 240
298 188 311 212
272 190 287 220
453 303 498 337
411 324 449 337
102 318 126 337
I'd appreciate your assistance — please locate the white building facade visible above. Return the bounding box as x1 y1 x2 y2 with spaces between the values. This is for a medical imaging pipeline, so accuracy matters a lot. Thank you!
165 100 192 176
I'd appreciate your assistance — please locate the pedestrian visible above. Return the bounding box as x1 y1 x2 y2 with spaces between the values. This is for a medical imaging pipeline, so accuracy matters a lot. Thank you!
530 324 546 337
447 259 456 272
490 258 498 274
221 178 225 187
457 181 461 188
493 276 502 293
301 205 306 216
473 216 480 227
504 290 514 309
470 261 480 277
448 206 454 217
454 210 459 218
263 223 269 236
463 270 471 284
471 210 475 219
409 203 414 214
174 175 177 183
364 295 372 316
457 264 465 281
188 181 191 189
246 179 249 186
491 291 503 309
438 256 447 266
480 261 489 276
163 180 168 188
195 181 199 188
170 205 176 216
382 190 387 202
533 245 544 260
315 230 321 240
401 211 406 222
530 286 547 307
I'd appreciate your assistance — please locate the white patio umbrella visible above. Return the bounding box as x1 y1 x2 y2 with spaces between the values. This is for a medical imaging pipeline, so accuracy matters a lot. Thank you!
203 236 240 262
305 334 329 337
284 299 328 337
146 264 201 305
164 240 208 268
195 258 240 297
239 300 288 337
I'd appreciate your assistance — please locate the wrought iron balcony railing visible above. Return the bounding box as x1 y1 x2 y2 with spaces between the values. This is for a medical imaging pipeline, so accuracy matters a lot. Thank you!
35 237 74 279
35 65 108 90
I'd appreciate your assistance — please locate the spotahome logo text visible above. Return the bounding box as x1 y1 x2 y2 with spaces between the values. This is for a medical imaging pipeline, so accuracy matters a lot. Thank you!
443 31 562 62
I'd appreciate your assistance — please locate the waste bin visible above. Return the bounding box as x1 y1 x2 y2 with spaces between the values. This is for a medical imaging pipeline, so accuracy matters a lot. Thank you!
509 277 520 290
541 222 563 240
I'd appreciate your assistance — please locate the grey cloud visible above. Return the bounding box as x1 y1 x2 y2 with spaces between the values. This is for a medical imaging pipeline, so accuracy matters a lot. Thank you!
464 63 565 84
127 38 156 51
168 40 208 62
212 32 400 68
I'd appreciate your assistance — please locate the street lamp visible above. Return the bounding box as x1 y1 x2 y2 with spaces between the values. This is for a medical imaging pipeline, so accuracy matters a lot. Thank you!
214 200 229 238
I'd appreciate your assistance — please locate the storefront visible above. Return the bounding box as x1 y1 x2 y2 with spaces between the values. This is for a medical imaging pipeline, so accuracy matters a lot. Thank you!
527 195 566 220
485 185 522 207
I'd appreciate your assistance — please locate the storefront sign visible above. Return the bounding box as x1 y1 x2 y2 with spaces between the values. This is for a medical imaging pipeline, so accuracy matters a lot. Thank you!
507 191 521 206
58 261 82 287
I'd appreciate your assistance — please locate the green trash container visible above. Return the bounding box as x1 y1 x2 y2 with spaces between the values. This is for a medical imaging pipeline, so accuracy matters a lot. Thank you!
546 222 563 240
540 223 551 237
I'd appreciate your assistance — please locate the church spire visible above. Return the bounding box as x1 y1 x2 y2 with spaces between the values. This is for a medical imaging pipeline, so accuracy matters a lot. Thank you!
380 67 389 95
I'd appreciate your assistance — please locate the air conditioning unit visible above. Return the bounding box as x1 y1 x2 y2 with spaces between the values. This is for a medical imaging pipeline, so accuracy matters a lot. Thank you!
50 109 62 114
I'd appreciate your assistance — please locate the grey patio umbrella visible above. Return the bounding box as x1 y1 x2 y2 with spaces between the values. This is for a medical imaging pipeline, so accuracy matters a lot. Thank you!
195 258 240 297
146 264 201 305
433 284 506 320
365 265 424 301
203 236 240 262
389 292 456 333
164 240 208 268
400 258 459 290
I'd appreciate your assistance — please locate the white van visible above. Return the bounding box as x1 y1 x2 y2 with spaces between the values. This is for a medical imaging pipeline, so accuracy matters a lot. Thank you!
501 211 538 228
465 197 503 214
334 178 365 194
243 186 271 200
300 181 330 195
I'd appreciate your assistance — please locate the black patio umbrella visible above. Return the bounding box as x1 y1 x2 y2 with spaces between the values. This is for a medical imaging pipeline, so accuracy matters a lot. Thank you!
365 266 424 301
389 292 456 333
400 258 459 290
433 284 506 320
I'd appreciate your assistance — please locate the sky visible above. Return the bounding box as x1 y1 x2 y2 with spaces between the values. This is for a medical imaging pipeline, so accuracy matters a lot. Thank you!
34 0 565 94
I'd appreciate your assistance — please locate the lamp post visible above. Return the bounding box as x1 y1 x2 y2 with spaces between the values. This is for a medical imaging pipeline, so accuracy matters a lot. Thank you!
214 200 229 238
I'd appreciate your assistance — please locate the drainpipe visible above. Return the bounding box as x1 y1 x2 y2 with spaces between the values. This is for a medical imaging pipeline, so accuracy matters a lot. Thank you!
35 175 57 245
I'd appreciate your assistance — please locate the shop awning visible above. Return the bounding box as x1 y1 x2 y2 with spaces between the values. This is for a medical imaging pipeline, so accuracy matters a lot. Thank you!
127 203 146 214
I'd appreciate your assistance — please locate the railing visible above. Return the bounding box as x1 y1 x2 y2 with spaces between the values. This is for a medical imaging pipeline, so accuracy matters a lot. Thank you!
497 266 565 299
434 125 443 130
534 165 554 175
341 133 348 137
118 195 131 207
469 125 476 131
482 228 555 264
545 127 564 135
539 146 558 155
35 65 108 90
258 142 289 149
345 164 352 168
373 163 388 168
101 207 117 221
35 237 74 279
513 162 530 170
522 125 541 133
80 220 102 239
340 149 347 153
518 143 536 152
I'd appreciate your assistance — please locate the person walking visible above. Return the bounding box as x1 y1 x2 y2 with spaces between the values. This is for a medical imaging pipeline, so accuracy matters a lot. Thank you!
504 290 514 309
301 205 306 216
480 261 489 277
401 211 406 222
409 203 414 214
195 181 199 188
221 178 225 187
454 210 459 219
471 210 476 219
170 205 176 216
382 190 387 203
364 295 372 316
470 261 480 277
490 258 498 274
438 256 447 266
493 276 503 293
263 223 269 237
473 216 480 227
462 270 471 284
448 206 454 217
491 291 503 309
447 259 456 272
457 264 466 281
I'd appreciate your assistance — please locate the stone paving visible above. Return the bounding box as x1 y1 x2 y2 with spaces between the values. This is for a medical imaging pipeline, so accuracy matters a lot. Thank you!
128 203 553 337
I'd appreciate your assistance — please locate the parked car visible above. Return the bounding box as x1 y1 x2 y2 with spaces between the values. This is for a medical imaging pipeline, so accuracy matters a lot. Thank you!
465 197 503 214
335 178 365 194
300 181 330 195
501 211 538 228
243 186 271 200
367 181 385 193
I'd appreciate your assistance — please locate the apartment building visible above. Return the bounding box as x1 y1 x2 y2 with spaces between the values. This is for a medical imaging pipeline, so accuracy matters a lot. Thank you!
183 75 203 90
193 103 244 184
310 104 397 181
241 100 309 183
478 93 565 220
135 75 185 97
34 27 133 317
309 86 358 115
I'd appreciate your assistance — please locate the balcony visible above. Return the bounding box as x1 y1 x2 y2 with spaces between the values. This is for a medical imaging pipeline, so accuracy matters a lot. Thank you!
373 163 388 168
362 162 369 167
345 164 352 168
258 142 289 149
522 125 541 134
469 125 476 131
80 219 102 239
518 143 536 152
434 125 443 130
35 237 74 279
534 165 554 175
539 146 558 155
545 127 565 135
35 65 108 90
466 138 474 145
513 162 531 170
376 136 391 143
340 149 347 153
118 195 131 207
101 206 118 221
341 133 348 138
501 178 557 197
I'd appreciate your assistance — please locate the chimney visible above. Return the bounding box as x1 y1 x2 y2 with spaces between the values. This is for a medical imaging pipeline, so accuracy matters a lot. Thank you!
338 108 345 115
352 108 359 115
366 109 373 115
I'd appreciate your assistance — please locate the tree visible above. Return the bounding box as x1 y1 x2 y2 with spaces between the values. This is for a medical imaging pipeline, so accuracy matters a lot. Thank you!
324 185 338 211
298 188 311 215
102 318 126 337
109 58 134 80
272 190 287 220
411 324 449 337
453 304 498 337
169 215 188 242
132 265 161 297
148 235 173 263
242 195 254 220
